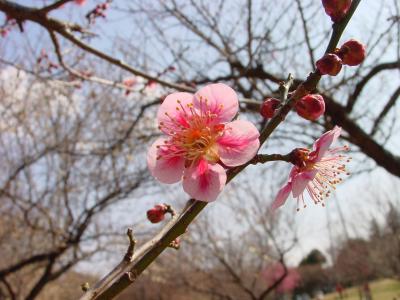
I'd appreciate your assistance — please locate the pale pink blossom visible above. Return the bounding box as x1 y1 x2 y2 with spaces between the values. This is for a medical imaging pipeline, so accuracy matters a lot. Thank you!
147 83 260 202
74 0 86 6
262 263 300 293
272 126 350 210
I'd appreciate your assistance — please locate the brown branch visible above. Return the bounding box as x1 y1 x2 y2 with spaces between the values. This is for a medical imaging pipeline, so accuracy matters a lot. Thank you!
0 250 63 279
371 85 400 135
346 60 400 112
0 278 16 300
250 153 291 165
258 258 288 300
324 94 400 176
0 0 193 92
40 0 74 13
295 0 315 68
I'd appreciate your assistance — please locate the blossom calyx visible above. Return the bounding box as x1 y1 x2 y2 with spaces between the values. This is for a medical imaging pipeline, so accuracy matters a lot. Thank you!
260 98 281 119
316 54 342 76
295 94 325 121
338 39 366 66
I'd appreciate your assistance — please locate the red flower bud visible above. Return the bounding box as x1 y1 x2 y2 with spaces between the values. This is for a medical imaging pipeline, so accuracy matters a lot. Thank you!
74 0 86 6
322 0 352 22
146 204 167 223
295 94 325 121
338 39 366 66
316 53 342 76
260 98 280 119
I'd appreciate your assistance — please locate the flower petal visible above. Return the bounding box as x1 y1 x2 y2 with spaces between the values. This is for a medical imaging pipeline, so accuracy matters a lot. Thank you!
311 126 342 161
194 83 239 123
157 92 194 135
217 120 260 167
182 159 227 202
291 170 317 198
147 137 185 184
271 182 292 210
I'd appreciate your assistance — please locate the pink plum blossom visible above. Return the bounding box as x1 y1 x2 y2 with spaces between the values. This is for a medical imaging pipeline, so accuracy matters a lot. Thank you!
272 126 350 211
147 83 260 202
262 263 300 293
74 0 86 6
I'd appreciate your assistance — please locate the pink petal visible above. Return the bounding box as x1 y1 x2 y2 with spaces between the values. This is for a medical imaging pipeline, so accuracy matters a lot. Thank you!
311 126 342 161
147 137 185 184
217 120 260 167
157 92 194 135
75 0 86 5
194 83 239 123
182 159 227 202
291 170 317 198
272 182 292 210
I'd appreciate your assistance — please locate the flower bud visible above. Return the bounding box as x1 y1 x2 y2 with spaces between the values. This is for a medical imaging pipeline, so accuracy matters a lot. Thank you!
75 0 86 5
295 94 325 121
316 54 342 76
338 39 366 66
146 204 167 223
260 98 280 119
322 0 352 22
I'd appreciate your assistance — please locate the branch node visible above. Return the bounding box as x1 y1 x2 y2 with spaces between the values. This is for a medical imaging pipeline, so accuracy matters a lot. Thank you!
123 228 136 262
163 203 177 217
168 237 181 250
126 271 138 282
81 282 90 292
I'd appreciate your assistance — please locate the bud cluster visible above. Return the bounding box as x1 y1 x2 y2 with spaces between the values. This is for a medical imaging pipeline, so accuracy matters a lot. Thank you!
316 39 365 76
260 93 325 122
0 16 17 38
37 49 59 73
86 0 112 24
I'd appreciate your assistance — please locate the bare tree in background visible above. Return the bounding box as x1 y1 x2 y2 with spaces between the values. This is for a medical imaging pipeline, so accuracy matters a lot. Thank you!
0 0 398 299
0 67 156 299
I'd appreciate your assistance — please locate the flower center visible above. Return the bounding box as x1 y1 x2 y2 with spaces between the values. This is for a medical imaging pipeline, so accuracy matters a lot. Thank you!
291 146 351 210
157 98 225 165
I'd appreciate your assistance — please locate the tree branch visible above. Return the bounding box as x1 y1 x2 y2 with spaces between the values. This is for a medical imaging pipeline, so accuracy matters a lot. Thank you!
371 85 400 135
80 1 362 292
346 60 400 112
0 0 193 92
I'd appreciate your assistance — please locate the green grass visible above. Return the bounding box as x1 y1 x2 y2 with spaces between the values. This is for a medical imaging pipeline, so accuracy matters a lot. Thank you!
324 279 400 300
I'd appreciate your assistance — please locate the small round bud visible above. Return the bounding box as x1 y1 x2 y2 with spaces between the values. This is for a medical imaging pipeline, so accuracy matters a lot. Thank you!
316 53 342 76
295 94 325 121
338 39 366 66
146 204 167 223
74 0 86 5
322 0 352 23
260 98 280 119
